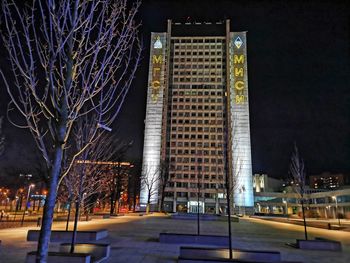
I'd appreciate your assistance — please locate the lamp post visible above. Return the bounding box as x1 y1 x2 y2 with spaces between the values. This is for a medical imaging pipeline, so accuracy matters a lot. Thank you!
283 199 288 217
332 196 340 226
257 203 261 213
240 186 246 216
21 184 35 226
197 165 201 235
5 197 9 211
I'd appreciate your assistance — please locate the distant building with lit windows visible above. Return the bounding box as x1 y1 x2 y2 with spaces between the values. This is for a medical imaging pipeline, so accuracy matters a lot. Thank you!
310 172 345 190
140 20 254 214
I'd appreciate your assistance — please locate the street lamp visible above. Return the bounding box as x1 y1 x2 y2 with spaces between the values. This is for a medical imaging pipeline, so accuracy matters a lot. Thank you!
332 196 340 226
97 123 112 132
240 186 246 216
5 197 9 211
21 184 35 226
283 199 288 217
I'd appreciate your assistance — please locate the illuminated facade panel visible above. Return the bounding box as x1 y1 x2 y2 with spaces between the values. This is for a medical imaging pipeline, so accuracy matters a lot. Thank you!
140 33 167 208
229 32 254 207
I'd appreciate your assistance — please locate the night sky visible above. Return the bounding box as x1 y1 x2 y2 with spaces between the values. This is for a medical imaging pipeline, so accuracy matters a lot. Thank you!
0 0 349 180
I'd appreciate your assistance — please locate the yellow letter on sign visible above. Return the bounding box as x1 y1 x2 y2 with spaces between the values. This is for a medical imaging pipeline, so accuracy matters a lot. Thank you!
152 80 160 88
235 95 245 104
152 55 163 64
234 67 244 77
153 67 160 77
233 55 244 64
235 80 244 91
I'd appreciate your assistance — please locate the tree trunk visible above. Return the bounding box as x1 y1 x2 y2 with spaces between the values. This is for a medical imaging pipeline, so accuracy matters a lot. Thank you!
159 184 166 212
36 146 63 263
224 168 232 259
146 192 151 214
110 191 115 215
70 201 80 253
66 199 72 231
133 177 137 212
133 189 137 212
19 195 23 210
226 189 233 259
301 199 308 240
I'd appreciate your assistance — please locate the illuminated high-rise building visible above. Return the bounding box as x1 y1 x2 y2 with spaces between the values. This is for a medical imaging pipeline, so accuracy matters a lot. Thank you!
140 20 254 214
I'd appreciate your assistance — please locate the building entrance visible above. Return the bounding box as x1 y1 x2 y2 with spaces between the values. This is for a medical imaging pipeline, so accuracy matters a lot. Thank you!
188 201 204 214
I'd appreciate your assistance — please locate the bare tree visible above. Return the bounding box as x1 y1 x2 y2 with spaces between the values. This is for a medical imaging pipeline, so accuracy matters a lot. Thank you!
158 160 171 212
62 116 123 252
290 143 308 240
232 157 244 215
1 1 141 261
0 116 4 157
128 160 141 212
107 141 132 215
141 165 160 214
224 112 245 259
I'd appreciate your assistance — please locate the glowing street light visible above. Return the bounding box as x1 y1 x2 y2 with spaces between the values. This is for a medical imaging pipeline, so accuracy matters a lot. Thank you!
283 199 288 217
97 123 112 132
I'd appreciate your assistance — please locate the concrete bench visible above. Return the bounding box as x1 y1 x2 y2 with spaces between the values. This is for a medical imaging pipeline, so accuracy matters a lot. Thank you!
159 233 229 246
297 239 342 251
171 214 219 221
27 229 108 242
180 246 281 262
26 251 91 263
329 224 346 230
59 243 110 263
178 258 301 263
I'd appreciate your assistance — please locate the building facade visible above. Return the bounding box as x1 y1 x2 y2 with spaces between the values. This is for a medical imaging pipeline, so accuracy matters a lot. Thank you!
255 187 350 219
140 20 254 214
309 172 345 190
253 174 284 193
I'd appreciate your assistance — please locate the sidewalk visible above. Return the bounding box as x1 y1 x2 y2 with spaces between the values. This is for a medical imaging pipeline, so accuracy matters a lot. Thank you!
252 216 350 231
0 214 349 263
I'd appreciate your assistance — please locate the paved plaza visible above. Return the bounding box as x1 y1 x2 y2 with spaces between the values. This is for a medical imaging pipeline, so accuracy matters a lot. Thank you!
0 213 349 263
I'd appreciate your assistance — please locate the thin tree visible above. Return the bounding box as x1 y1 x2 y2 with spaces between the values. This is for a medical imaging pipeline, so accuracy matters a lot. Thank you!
224 112 244 259
108 141 133 215
290 143 308 240
140 165 160 214
129 160 141 212
158 160 171 212
62 116 122 252
1 1 141 262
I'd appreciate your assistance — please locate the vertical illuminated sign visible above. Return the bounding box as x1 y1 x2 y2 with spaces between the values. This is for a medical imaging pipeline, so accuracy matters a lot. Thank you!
151 36 163 102
229 32 254 208
140 33 167 209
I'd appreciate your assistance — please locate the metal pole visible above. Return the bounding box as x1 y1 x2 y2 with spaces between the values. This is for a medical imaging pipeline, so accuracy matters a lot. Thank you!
301 199 308 240
21 185 32 226
335 198 340 226
225 168 233 259
197 170 200 235
285 202 288 216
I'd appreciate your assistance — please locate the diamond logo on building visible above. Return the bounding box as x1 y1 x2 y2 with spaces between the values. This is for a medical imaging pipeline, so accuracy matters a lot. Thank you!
154 36 162 49
234 36 243 49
